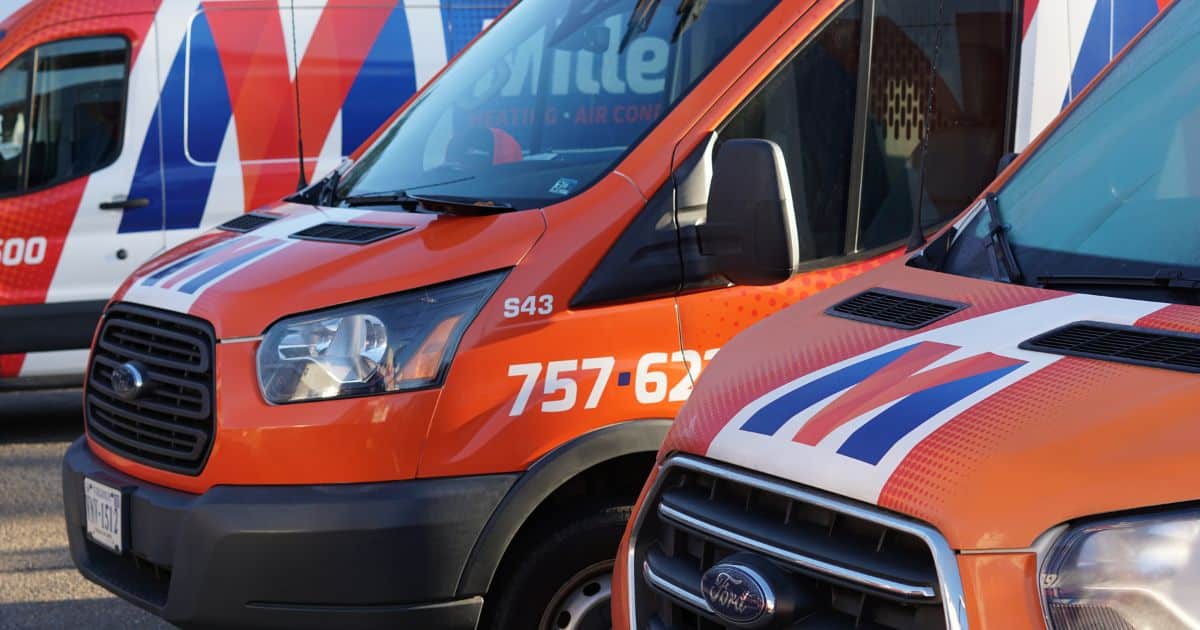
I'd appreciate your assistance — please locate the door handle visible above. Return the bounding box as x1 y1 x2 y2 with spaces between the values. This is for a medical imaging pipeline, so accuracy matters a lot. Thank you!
99 197 150 211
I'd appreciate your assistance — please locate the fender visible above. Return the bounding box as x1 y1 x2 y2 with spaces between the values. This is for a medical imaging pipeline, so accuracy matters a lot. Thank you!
456 418 672 597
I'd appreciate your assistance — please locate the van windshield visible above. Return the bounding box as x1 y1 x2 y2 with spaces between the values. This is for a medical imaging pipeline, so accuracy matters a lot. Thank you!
943 4 1200 290
336 0 777 209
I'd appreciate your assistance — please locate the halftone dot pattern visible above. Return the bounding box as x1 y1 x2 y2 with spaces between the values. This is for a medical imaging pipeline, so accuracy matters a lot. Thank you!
0 179 89 305
661 272 1063 458
879 357 1128 535
1135 304 1200 333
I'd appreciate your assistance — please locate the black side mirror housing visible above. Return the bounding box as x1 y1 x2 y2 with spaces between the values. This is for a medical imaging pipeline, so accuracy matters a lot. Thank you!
697 139 800 286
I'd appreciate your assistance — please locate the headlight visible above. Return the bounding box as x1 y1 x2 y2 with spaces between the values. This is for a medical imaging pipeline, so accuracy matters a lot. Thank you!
1042 510 1200 629
257 271 505 403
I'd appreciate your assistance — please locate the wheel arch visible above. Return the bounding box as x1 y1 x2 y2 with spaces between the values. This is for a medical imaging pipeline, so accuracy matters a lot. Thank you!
456 418 671 598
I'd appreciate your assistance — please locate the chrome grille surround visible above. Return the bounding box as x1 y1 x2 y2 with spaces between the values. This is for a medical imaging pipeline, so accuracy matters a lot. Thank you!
626 455 968 629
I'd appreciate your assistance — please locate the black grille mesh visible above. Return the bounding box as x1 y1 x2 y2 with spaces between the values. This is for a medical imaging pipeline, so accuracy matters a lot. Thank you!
827 289 966 330
217 213 276 233
86 304 215 475
632 459 947 629
290 223 411 244
1022 322 1200 373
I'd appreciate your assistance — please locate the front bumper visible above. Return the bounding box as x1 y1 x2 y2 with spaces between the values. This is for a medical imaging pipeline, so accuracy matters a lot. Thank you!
62 438 517 629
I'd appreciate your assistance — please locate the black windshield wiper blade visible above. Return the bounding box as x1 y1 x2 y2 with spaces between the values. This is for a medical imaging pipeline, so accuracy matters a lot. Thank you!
340 190 514 213
1038 269 1200 290
339 191 420 208
407 192 514 212
981 192 1025 284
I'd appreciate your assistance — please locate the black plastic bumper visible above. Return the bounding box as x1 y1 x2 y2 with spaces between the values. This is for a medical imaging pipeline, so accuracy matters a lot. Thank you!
62 438 517 629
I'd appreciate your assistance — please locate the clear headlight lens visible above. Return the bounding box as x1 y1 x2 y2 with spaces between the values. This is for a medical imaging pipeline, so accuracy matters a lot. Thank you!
1042 510 1200 629
256 271 505 403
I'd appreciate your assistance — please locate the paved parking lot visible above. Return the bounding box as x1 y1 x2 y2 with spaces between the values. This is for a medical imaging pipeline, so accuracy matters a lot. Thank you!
0 390 169 629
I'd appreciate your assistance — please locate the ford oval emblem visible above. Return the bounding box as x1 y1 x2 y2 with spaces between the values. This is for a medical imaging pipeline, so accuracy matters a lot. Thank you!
110 362 146 401
700 562 775 627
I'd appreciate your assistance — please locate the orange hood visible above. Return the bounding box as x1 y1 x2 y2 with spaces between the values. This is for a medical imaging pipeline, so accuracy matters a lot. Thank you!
115 203 545 338
665 261 1200 550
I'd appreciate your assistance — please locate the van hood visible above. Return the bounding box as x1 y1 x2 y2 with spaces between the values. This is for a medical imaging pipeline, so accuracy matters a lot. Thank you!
667 262 1200 550
116 204 545 338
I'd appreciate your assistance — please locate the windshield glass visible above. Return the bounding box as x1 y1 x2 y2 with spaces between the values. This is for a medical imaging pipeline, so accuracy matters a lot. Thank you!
337 0 778 209
943 3 1200 284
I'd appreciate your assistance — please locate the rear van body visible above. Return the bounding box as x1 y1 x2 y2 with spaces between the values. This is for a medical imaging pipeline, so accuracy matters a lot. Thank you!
615 3 1200 630
59 0 1160 628
0 0 504 386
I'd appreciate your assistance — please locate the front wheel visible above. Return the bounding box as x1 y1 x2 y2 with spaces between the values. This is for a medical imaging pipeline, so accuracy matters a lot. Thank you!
487 504 632 630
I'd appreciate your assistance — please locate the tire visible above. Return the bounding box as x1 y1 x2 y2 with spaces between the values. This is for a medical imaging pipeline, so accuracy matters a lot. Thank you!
486 504 633 630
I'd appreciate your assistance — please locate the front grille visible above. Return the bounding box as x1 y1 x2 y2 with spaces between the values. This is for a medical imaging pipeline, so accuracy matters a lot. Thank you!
628 456 963 629
290 222 411 245
86 304 215 475
1022 321 1200 373
827 289 966 330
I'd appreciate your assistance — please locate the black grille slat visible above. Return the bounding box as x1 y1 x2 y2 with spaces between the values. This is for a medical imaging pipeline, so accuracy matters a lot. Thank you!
633 460 948 629
87 397 206 448
290 222 411 245
86 304 215 475
1022 321 1200 374
88 404 201 458
218 213 276 233
827 289 966 330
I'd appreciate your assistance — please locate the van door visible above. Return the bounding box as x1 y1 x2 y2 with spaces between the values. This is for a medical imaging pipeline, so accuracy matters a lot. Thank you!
0 25 160 378
674 0 1019 375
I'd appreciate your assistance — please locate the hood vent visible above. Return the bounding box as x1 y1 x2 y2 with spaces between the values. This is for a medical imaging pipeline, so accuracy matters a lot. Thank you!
1022 322 1200 373
290 223 412 245
827 288 967 330
218 213 276 233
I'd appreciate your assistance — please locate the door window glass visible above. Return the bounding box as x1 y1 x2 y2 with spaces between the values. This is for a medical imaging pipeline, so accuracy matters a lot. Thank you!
26 37 129 189
718 3 863 262
0 54 30 193
0 36 129 196
857 0 1014 250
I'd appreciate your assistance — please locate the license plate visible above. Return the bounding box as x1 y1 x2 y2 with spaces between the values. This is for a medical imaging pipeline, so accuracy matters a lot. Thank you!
84 478 123 555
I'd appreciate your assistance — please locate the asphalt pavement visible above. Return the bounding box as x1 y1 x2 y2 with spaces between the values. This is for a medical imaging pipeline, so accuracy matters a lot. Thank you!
0 389 170 629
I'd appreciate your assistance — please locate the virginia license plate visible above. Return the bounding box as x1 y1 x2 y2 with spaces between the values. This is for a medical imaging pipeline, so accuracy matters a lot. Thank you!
84 478 123 555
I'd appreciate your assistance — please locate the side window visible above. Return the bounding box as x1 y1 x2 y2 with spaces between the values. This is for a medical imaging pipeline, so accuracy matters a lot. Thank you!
857 0 1014 250
0 36 129 196
0 54 31 193
718 3 863 262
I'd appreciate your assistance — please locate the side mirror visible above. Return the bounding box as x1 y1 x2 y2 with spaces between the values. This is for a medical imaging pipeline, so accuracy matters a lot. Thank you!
697 139 800 286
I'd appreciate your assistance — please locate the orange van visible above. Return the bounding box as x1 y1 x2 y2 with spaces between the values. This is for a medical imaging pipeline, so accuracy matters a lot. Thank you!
59 0 1151 627
614 3 1200 630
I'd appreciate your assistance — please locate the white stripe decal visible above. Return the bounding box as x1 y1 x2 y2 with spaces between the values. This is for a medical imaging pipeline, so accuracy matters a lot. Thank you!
404 0 448 87
19 349 91 378
704 293 1165 506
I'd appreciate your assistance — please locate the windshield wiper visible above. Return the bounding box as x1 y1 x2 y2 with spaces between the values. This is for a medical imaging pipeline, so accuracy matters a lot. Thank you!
1038 269 1200 291
340 190 513 213
981 192 1025 284
339 190 421 208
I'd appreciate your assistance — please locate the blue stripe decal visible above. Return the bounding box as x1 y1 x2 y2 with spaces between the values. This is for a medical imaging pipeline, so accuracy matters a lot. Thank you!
836 363 1024 465
1113 0 1160 53
441 2 504 62
120 12 233 234
1064 0 1159 109
142 246 223 286
738 345 919 437
341 7 417 154
178 243 282 294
